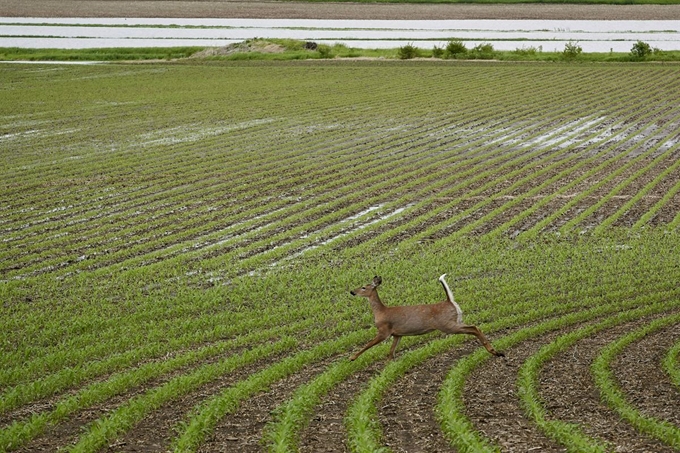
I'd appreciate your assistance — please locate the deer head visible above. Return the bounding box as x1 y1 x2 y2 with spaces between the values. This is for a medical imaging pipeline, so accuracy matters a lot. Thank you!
350 276 382 296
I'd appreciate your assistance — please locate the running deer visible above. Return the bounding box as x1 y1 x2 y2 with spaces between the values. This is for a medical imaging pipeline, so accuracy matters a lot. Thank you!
349 274 504 361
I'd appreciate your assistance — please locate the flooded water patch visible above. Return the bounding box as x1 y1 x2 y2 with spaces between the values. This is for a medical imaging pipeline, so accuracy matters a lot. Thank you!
0 18 678 52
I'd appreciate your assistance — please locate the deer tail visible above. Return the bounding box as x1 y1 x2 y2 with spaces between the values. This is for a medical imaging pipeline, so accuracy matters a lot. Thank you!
439 273 463 324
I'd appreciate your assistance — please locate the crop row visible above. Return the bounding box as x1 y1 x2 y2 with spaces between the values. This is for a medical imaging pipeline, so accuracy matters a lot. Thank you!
1 230 678 451
2 64 680 285
3 238 678 451
1 61 679 452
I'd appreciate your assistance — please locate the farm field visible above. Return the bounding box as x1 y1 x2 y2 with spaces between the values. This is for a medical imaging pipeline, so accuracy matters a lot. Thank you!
1 60 680 452
3 1 680 20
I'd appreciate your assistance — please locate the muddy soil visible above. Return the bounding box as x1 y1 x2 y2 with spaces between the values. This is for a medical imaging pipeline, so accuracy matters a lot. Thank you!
4 1 680 20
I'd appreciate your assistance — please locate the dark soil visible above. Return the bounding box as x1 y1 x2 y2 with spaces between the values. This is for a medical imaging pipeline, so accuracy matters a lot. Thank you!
4 1 680 20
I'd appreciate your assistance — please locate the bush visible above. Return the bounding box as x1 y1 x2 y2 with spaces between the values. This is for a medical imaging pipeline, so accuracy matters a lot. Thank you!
317 44 332 59
397 43 420 60
432 45 444 59
470 43 495 59
562 41 582 60
630 40 652 59
514 45 540 56
445 40 467 59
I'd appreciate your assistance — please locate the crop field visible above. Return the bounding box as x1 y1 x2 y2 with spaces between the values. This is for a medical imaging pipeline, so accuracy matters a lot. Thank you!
1 60 680 452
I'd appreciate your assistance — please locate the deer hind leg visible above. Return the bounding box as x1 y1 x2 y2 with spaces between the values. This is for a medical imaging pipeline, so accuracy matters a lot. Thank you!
447 324 504 357
389 335 402 361
350 330 390 361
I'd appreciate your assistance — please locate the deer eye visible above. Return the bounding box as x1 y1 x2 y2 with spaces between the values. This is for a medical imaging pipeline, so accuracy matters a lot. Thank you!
361 286 365 290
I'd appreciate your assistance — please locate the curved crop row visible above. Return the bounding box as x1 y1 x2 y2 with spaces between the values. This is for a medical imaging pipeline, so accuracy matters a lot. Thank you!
591 313 680 449
664 340 680 389
518 310 680 452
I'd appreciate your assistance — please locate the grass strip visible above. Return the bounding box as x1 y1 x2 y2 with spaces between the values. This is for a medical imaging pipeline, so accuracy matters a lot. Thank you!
591 312 680 449
663 340 680 389
0 47 203 61
171 329 370 452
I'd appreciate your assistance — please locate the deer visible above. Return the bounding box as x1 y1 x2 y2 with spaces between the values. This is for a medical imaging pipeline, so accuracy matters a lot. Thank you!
349 274 504 361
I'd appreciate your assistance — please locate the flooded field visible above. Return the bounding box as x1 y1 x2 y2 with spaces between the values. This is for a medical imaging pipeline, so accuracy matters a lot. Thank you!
1 17 679 52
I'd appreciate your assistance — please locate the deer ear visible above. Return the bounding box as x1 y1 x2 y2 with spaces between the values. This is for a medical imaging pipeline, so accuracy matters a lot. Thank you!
372 276 382 287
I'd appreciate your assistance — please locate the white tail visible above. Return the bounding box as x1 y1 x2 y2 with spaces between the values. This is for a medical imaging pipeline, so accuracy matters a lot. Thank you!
439 273 463 324
349 275 504 361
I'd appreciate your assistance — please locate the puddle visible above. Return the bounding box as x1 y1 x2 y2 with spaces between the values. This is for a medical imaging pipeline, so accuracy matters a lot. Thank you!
269 203 412 267
134 119 275 148
0 18 678 52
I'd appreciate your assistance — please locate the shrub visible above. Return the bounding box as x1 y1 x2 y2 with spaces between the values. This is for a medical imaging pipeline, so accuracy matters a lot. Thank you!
562 41 582 60
630 40 652 59
470 43 495 59
317 44 332 59
432 45 444 59
445 40 467 59
397 43 420 60
514 45 539 56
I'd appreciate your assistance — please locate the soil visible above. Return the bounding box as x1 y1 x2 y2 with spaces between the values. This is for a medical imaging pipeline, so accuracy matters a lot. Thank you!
3 0 680 20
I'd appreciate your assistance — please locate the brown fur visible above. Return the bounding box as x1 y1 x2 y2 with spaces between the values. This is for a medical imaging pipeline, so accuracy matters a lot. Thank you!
349 275 504 361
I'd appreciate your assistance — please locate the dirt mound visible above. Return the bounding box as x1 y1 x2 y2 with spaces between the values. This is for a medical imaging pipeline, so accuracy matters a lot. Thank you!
191 40 286 58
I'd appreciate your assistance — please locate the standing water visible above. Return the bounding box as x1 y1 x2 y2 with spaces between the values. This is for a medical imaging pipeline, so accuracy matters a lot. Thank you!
0 17 679 52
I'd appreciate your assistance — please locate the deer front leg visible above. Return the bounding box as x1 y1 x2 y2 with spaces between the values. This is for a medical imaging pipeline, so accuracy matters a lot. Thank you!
350 331 389 361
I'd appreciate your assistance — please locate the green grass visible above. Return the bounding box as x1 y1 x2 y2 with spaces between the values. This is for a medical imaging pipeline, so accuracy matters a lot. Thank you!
0 46 203 61
2 40 680 63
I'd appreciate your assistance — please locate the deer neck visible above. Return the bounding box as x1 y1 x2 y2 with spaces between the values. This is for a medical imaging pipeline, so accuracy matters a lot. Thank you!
367 293 386 314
